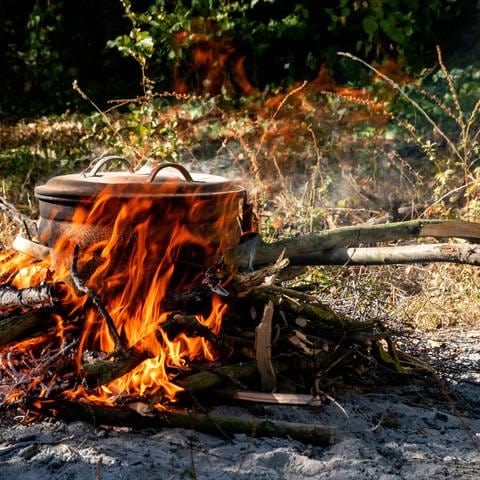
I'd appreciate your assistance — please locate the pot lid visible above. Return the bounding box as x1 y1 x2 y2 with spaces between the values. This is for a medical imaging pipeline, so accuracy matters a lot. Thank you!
35 157 244 201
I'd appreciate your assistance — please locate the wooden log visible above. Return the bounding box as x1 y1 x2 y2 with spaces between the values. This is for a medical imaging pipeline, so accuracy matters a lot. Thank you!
0 307 54 347
29 398 337 446
0 284 53 312
176 360 290 393
231 219 480 269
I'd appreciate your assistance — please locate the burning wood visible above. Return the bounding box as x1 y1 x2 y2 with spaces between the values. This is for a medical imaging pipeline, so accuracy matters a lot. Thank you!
1 159 480 442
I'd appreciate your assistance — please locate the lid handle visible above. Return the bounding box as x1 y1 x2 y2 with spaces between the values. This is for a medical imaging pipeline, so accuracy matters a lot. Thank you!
147 162 194 183
85 156 134 177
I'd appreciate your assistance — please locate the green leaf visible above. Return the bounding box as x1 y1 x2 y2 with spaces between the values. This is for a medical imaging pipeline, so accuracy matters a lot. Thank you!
362 16 378 36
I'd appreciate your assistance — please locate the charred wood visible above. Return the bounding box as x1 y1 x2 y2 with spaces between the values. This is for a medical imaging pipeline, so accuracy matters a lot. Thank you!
71 244 124 353
0 308 54 347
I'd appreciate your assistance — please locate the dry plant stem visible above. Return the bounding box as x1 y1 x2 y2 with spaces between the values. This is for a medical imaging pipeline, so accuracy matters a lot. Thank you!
72 81 142 161
0 196 38 238
243 219 480 268
291 243 480 266
30 398 336 446
337 51 463 164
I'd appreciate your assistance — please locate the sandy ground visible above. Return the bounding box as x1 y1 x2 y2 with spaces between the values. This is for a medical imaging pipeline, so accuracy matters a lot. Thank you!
0 328 479 480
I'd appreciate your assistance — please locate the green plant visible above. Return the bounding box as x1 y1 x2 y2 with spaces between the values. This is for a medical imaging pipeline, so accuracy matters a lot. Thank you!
325 0 465 67
338 49 480 215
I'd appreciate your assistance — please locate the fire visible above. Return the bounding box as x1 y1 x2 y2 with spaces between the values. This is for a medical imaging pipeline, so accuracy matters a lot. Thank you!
0 173 243 410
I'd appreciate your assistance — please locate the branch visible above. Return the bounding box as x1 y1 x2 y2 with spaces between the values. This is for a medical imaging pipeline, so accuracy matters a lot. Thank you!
0 196 38 238
71 244 125 353
290 243 480 266
30 398 337 446
230 219 480 268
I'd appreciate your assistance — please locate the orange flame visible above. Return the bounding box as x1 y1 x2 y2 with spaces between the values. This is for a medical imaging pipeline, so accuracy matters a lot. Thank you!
0 176 243 408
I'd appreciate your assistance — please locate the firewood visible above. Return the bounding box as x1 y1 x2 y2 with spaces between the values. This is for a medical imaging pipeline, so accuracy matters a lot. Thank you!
71 244 125 353
164 314 232 356
0 308 54 347
231 219 480 269
81 347 148 386
248 291 365 343
29 398 337 446
176 360 289 393
0 284 53 312
289 242 480 266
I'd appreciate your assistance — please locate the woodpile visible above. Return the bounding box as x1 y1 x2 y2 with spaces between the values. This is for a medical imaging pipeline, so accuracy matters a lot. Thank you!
1 199 480 444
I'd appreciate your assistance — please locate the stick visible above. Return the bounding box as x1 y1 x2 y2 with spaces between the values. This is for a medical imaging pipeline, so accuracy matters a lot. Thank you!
29 398 336 446
71 244 125 353
231 219 480 268
290 243 480 266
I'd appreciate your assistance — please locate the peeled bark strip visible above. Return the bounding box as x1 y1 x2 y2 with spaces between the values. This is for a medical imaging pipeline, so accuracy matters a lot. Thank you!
233 219 480 269
255 301 277 391
30 398 337 446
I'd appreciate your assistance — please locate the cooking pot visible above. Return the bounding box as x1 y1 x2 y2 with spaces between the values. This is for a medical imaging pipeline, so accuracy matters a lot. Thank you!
34 157 251 285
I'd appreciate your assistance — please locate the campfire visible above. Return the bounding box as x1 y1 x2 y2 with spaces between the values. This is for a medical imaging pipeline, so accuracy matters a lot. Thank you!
2 157 480 444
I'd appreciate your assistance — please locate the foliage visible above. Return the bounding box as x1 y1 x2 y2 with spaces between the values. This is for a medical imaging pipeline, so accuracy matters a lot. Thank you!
107 0 472 95
325 0 463 67
0 0 474 117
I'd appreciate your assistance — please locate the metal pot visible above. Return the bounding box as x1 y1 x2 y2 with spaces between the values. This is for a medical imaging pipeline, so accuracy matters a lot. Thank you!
34 157 250 283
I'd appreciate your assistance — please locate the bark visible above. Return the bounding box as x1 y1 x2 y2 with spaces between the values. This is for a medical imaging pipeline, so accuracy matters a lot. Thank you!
29 398 337 446
230 219 480 269
82 348 148 386
0 308 53 347
290 243 480 266
0 284 53 312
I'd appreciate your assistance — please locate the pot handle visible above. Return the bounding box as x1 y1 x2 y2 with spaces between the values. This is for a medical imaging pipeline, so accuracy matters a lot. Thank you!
147 162 194 183
85 156 134 177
